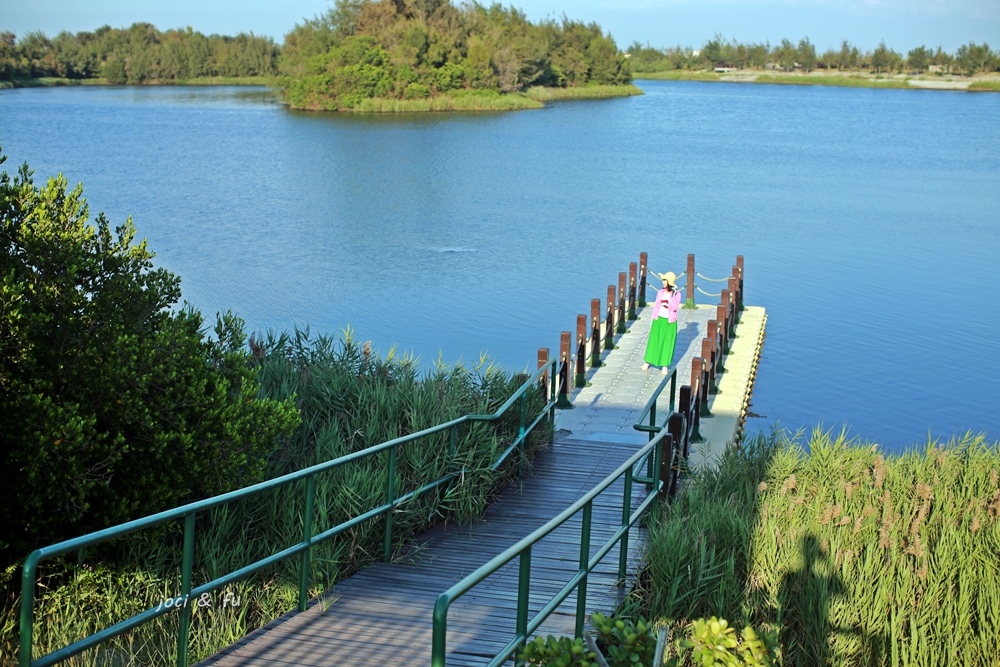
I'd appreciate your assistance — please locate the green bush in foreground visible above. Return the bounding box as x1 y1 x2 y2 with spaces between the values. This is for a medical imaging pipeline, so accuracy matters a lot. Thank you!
0 150 299 564
641 429 1000 666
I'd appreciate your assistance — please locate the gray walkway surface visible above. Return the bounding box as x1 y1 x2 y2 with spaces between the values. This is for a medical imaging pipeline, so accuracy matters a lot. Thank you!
197 300 766 667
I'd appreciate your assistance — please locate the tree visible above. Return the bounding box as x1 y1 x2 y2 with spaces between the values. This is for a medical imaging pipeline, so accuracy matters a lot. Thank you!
838 39 859 70
797 37 817 72
955 42 997 75
0 151 300 561
907 45 931 73
871 40 892 73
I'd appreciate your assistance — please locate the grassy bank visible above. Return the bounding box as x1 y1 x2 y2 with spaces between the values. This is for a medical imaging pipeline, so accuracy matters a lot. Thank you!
634 70 721 82
970 79 1000 91
311 84 641 113
524 83 644 101
2 330 547 665
638 429 1000 665
0 76 276 89
755 74 910 89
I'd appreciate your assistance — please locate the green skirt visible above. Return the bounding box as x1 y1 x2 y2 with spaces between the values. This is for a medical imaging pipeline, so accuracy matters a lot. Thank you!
644 318 678 367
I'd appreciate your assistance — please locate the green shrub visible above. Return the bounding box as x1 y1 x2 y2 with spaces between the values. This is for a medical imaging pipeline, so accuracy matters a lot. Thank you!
668 617 778 666
591 612 658 666
403 82 431 99
520 635 600 667
0 151 299 562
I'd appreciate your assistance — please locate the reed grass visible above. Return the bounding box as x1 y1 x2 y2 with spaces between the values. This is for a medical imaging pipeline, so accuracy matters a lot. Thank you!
755 74 911 89
633 71 721 82
523 84 644 101
969 79 1000 91
639 429 1000 665
2 329 547 665
352 92 543 112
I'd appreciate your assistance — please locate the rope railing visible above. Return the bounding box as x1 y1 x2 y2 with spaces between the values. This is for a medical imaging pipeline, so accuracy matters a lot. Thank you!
695 272 731 283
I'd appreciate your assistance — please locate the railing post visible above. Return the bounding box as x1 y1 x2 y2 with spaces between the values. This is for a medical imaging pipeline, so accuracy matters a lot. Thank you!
590 299 602 367
658 434 673 500
638 252 648 308
604 285 615 350
518 390 527 477
694 355 711 417
516 549 532 662
575 502 593 638
537 348 549 400
556 331 573 409
679 385 693 458
716 302 728 358
702 337 718 396
177 512 196 667
736 255 745 312
685 253 695 309
575 315 587 388
627 262 637 320
383 447 397 562
299 475 316 611
728 274 739 326
668 413 686 497
618 466 633 582
617 272 627 334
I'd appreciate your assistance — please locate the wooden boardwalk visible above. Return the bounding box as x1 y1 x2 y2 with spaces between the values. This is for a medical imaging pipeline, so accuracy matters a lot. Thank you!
199 300 767 667
200 436 647 667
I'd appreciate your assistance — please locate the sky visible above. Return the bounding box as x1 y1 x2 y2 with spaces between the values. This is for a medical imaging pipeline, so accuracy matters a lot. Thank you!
3 0 999 54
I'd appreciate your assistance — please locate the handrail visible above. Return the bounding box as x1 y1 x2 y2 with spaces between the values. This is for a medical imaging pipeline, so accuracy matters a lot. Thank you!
20 359 562 667
430 426 673 667
633 366 679 438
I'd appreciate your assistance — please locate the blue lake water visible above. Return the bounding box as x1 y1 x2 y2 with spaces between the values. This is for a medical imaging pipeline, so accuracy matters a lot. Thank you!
1 80 998 451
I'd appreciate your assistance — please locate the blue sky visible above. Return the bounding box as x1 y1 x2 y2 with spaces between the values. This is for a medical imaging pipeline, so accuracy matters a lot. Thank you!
3 0 999 53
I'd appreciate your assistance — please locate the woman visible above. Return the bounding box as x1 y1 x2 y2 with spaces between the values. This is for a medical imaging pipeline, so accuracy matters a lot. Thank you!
642 271 682 374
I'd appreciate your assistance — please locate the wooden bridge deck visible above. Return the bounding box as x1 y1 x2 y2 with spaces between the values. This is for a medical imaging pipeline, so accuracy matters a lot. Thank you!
199 301 766 667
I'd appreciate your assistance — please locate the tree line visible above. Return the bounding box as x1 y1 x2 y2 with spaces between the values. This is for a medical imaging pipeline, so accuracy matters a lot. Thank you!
279 0 631 110
627 36 999 75
0 23 279 84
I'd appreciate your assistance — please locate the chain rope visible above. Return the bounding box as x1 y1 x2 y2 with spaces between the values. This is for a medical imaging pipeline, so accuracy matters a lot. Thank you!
696 286 722 297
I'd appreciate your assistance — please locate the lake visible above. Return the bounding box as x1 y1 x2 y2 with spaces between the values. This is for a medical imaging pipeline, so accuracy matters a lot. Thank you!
1 80 998 451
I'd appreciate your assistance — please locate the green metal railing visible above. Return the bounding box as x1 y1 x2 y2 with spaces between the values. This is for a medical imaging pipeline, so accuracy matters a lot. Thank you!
19 360 562 667
430 425 675 667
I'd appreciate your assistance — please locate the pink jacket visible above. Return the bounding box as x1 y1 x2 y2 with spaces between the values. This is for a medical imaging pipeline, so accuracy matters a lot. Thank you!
652 288 681 324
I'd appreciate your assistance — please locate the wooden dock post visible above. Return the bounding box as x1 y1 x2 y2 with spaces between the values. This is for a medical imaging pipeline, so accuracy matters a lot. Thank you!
556 331 572 409
693 356 711 417
590 299 602 367
575 315 587 388
638 252 648 308
703 336 718 395
627 262 637 320
736 255 745 312
717 300 729 357
685 254 696 309
616 272 627 334
537 348 549 400
605 285 615 350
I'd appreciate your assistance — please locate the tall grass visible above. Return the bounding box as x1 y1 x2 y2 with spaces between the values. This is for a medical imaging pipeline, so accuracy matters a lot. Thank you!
633 71 721 82
352 91 543 112
523 84 644 101
969 79 1000 92
640 429 1000 666
2 329 547 665
754 74 911 89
